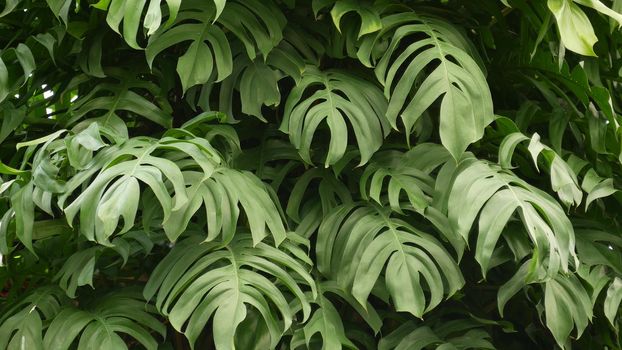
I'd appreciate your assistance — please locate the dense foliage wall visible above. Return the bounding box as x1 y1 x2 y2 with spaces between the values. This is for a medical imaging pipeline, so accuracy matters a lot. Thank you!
1 0 622 349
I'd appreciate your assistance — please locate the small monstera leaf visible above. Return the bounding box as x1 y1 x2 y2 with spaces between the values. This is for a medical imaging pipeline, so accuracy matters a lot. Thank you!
162 168 287 245
378 316 496 350
291 280 382 350
499 131 582 208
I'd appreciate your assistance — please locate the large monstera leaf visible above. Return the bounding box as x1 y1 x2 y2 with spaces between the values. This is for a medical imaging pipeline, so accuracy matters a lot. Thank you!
61 134 204 244
358 11 494 159
281 66 390 166
143 233 317 349
447 157 577 277
317 203 464 318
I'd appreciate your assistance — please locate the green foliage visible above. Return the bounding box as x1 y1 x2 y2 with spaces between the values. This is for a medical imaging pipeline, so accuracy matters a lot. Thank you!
2 0 622 349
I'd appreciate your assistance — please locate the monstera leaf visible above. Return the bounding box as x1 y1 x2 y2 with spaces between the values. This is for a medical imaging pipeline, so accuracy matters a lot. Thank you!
42 290 165 350
378 317 496 350
146 0 285 93
57 126 286 245
317 203 464 318
359 145 465 256
92 0 181 49
65 68 173 139
499 131 582 207
0 287 68 350
213 42 306 121
358 11 494 159
447 157 577 277
162 168 287 245
291 280 382 350
281 66 390 166
360 144 452 213
0 43 34 103
143 233 317 348
312 0 383 38
547 0 622 56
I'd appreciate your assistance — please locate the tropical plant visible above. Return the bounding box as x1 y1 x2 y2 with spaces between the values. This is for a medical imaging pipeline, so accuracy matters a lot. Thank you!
2 0 622 349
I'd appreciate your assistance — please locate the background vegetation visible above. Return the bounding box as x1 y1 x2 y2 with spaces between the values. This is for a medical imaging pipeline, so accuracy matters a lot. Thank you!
1 0 622 349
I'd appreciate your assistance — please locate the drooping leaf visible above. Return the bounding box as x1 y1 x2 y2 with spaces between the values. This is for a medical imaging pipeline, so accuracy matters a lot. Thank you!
92 0 182 49
499 131 582 207
292 280 382 350
544 274 593 348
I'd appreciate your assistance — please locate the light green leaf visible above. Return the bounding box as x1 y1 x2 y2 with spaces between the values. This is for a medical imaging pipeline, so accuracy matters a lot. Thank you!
330 0 382 38
545 274 592 348
93 0 182 49
0 287 67 350
548 0 598 56
581 169 617 209
574 0 622 27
